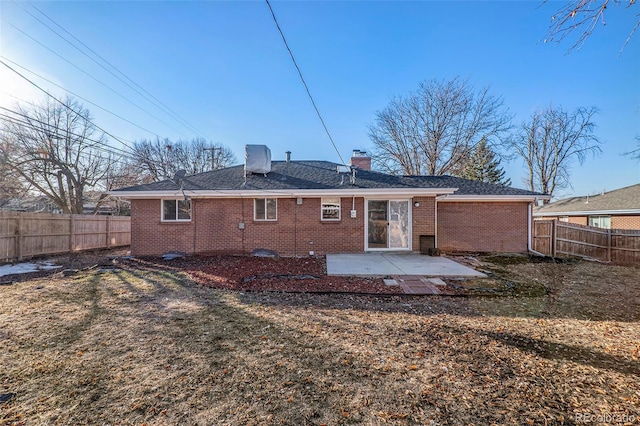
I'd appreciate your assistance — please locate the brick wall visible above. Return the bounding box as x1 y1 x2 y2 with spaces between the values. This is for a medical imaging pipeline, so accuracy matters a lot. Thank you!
132 197 533 256
411 196 436 251
130 199 196 256
131 197 365 256
437 201 529 253
610 216 640 230
567 216 588 226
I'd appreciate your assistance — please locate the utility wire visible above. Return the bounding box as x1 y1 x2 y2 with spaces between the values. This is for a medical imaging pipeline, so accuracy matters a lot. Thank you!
1 126 130 167
0 109 136 161
2 18 190 138
0 56 165 140
0 107 133 158
17 1 206 137
0 58 136 152
265 0 347 166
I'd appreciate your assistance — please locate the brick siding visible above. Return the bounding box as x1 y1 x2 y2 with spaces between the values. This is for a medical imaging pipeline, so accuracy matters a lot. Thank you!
612 216 640 230
131 197 533 256
131 197 364 256
411 197 436 251
437 201 529 253
567 216 588 226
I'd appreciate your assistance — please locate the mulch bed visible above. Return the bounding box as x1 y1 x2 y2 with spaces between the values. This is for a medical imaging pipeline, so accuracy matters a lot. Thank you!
126 255 405 294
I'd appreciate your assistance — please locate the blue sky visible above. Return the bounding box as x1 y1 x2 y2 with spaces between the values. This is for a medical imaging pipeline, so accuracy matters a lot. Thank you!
0 0 638 199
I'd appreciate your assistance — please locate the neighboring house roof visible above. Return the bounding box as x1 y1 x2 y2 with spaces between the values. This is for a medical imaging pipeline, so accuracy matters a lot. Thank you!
110 160 545 200
534 183 640 216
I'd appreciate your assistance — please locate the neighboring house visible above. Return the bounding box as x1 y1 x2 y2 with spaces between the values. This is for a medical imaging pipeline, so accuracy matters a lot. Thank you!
0 196 60 213
110 147 548 257
533 183 640 230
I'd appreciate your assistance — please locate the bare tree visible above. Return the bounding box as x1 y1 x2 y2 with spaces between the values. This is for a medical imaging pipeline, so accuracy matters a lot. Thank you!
132 137 236 182
543 0 639 51
625 135 640 160
0 139 29 205
0 96 111 214
369 77 512 176
505 105 601 200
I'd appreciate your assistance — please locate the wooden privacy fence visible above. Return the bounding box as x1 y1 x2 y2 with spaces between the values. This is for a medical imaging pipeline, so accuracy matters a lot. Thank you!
533 220 640 264
0 211 131 262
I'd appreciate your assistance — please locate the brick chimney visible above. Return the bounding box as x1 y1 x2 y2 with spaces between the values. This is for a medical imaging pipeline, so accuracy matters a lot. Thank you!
350 149 371 171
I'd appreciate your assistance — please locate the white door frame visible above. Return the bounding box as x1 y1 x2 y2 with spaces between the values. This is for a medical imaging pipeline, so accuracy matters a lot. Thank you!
364 198 412 251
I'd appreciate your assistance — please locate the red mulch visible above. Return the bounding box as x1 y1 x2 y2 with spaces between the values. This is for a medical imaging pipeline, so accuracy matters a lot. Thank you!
128 255 404 294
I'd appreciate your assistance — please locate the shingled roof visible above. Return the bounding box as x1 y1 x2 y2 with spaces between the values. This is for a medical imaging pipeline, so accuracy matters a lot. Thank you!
112 160 544 197
534 183 640 215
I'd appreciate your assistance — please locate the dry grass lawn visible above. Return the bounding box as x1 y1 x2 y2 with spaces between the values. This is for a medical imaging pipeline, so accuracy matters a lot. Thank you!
0 256 639 425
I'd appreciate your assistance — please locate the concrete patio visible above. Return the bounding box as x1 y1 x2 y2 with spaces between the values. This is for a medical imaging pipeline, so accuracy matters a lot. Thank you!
326 252 486 278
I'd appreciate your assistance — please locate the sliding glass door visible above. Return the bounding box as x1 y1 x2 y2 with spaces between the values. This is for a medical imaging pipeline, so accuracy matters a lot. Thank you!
366 200 410 250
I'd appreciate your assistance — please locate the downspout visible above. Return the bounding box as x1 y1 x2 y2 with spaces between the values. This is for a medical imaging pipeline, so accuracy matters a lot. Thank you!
528 199 546 257
527 201 532 253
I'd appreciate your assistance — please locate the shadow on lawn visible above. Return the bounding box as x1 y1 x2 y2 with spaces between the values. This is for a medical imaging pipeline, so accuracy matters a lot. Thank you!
10 264 637 425
480 329 640 377
11 266 414 425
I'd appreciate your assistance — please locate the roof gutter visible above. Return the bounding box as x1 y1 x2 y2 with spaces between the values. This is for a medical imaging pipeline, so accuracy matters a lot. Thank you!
439 194 548 202
533 208 640 216
107 187 459 199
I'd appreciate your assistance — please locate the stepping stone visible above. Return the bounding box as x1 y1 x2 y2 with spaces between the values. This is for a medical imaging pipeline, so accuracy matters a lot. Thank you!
427 278 447 286
383 279 399 286
399 280 440 295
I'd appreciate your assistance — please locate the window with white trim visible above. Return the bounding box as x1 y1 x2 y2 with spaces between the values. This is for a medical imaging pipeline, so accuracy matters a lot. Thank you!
162 199 191 221
321 197 341 221
254 198 277 221
559 216 569 222
588 215 611 229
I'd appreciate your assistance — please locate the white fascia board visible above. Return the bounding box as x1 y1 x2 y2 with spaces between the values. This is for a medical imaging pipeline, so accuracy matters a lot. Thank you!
438 195 547 202
533 209 640 217
107 187 459 199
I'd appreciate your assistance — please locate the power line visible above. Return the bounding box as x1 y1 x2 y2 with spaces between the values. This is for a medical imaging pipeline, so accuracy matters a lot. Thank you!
0 109 135 161
0 56 165 140
1 107 218 183
1 89 138 148
0 58 136 152
264 0 347 166
17 1 207 137
2 18 191 138
0 107 133 159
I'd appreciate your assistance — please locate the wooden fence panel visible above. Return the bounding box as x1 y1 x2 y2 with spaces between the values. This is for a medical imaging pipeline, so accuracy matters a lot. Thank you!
22 213 71 258
0 212 18 261
109 217 132 247
73 215 107 250
533 220 553 255
532 219 640 264
555 223 608 260
611 230 640 264
0 211 131 262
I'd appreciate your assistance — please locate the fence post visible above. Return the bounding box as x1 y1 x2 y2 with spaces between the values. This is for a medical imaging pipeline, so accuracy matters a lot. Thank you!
16 214 23 261
106 216 111 248
69 214 75 253
552 220 557 257
607 228 612 262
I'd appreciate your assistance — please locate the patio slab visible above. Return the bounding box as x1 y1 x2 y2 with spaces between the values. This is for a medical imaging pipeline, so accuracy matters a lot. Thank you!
326 253 486 278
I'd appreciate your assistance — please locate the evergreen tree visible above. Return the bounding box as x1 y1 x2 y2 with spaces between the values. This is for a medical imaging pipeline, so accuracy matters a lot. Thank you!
457 139 511 186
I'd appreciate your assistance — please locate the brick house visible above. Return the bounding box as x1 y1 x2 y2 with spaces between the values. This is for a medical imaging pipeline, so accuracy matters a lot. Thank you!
533 183 640 230
111 148 547 256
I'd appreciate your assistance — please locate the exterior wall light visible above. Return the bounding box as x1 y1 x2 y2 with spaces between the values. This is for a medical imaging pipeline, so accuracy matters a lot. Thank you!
414 202 420 207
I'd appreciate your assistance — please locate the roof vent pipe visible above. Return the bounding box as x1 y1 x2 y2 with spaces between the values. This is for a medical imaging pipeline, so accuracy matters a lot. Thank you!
285 151 291 163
